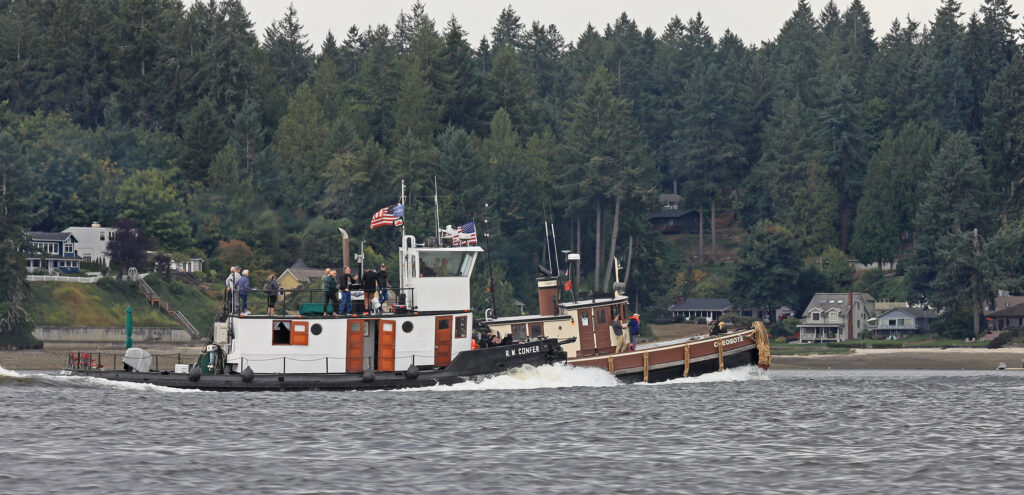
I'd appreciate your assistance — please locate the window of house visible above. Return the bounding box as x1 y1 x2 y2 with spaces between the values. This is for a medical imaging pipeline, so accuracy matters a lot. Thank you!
812 312 820 321
99 233 104 241
511 323 527 341
888 319 896 326
856 320 860 329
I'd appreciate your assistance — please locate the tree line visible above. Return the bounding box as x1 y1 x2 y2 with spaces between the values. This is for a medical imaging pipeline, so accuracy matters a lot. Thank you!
2 0 1024 339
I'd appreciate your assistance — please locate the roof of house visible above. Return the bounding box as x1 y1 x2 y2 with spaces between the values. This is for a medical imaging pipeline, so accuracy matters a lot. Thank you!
988 302 1024 318
874 301 909 313
668 298 732 312
801 292 876 316
290 259 311 270
28 231 75 242
282 265 326 283
877 307 940 320
658 193 682 203
986 295 1024 315
647 208 695 220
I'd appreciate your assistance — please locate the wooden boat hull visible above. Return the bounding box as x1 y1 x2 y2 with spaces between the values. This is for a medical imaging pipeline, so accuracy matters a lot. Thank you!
61 338 569 391
569 327 771 383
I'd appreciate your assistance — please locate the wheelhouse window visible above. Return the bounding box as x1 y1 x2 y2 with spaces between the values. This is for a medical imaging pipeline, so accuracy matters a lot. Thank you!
529 323 543 338
597 309 607 324
511 323 527 341
419 251 472 277
455 316 467 338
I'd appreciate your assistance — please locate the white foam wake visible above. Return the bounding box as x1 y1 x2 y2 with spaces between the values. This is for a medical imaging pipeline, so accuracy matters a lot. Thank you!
407 363 622 392
0 363 22 378
0 364 199 392
640 365 770 386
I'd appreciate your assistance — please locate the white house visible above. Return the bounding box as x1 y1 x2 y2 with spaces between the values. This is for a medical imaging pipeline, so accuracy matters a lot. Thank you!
63 223 116 266
797 292 876 343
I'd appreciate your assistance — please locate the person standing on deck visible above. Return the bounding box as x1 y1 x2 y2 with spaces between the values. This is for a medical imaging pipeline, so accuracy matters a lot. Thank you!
628 313 641 350
338 266 353 315
225 266 240 314
362 266 377 314
265 273 281 316
236 269 251 315
376 264 390 313
612 316 628 353
323 268 339 316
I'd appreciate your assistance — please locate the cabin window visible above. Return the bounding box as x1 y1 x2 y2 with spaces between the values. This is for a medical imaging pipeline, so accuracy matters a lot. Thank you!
529 323 543 338
455 316 467 338
272 321 291 345
511 323 527 341
419 252 471 277
597 309 606 324
311 323 323 336
402 321 414 333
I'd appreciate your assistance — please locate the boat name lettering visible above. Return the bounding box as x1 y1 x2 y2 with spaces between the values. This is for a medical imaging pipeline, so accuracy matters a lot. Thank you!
714 336 746 348
506 345 542 357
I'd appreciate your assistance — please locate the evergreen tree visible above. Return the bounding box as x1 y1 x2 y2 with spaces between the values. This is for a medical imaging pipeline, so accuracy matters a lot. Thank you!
262 3 314 94
0 130 35 339
819 74 867 251
180 97 227 183
730 220 803 320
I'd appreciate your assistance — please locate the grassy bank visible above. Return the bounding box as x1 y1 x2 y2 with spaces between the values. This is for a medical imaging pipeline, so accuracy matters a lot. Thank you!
27 279 177 327
144 276 222 338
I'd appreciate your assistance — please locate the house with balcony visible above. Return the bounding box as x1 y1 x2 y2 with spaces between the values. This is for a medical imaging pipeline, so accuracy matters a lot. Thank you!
24 231 83 274
62 223 116 266
871 307 940 339
797 292 876 343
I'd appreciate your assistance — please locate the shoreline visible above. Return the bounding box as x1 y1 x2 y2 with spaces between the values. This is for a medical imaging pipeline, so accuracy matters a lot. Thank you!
773 347 1024 370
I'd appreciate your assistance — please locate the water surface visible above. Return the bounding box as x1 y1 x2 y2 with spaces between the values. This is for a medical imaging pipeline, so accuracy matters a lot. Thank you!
2 365 1021 494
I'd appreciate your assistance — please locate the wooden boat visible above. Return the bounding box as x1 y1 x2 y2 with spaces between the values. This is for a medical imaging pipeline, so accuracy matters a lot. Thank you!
483 271 771 383
63 234 572 391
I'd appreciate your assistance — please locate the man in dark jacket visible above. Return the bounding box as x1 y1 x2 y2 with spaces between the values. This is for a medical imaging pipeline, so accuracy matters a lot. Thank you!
628 313 641 350
338 266 353 315
362 267 377 314
376 264 390 314
612 317 627 353
323 268 339 316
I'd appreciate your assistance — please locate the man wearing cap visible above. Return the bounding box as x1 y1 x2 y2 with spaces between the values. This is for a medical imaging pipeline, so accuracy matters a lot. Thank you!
376 264 390 314
628 313 641 351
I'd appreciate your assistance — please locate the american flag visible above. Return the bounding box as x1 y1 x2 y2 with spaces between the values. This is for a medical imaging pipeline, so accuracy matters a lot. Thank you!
453 221 477 246
370 203 405 229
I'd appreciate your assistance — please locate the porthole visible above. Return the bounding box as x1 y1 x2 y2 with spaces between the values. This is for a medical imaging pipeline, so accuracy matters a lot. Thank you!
311 323 323 336
402 321 414 333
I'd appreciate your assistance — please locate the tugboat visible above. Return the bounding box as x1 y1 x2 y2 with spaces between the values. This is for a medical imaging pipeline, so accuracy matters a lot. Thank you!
63 234 572 391
482 257 771 383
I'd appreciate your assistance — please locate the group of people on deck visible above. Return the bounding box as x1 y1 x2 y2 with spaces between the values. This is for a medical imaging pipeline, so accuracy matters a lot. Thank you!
322 264 391 316
224 266 283 316
611 313 641 353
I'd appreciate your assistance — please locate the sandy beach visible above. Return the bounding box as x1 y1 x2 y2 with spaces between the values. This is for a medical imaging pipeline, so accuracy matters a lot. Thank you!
773 347 1024 370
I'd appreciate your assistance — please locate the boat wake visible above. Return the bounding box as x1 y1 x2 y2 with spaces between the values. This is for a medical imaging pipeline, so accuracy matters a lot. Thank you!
406 362 622 392
0 364 198 392
640 365 770 386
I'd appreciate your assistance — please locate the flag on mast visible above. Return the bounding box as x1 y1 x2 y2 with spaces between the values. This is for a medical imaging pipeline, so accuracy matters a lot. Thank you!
452 221 477 246
370 203 405 229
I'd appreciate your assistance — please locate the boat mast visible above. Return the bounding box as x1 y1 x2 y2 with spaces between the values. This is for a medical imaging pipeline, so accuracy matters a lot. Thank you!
433 176 441 243
400 179 406 239
482 208 496 318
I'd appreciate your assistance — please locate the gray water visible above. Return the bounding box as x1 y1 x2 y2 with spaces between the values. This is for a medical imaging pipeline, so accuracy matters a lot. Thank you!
2 364 1023 494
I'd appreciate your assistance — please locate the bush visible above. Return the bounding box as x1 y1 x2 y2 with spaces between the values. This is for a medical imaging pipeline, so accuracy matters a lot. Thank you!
988 332 1012 349
774 336 788 344
695 317 707 324
870 341 903 349
768 318 800 339
0 328 43 350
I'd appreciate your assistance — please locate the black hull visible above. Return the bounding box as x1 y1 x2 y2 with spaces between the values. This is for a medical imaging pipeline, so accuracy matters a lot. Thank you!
64 339 568 392
606 347 760 384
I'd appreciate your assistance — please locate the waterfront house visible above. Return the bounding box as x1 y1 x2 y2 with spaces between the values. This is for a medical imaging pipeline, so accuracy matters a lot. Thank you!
647 193 700 234
63 222 116 266
871 307 940 339
987 303 1024 330
278 259 327 290
796 292 876 343
170 257 204 273
25 231 83 274
668 297 732 321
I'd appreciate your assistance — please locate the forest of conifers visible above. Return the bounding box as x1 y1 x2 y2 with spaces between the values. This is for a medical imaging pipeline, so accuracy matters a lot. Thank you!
2 0 1024 338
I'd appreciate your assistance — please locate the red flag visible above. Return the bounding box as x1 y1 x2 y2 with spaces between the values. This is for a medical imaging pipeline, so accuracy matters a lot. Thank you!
563 280 572 291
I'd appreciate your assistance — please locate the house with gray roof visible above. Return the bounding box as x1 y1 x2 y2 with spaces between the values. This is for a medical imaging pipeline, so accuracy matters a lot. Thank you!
668 298 732 321
797 292 875 343
987 303 1024 331
25 231 83 274
871 307 940 339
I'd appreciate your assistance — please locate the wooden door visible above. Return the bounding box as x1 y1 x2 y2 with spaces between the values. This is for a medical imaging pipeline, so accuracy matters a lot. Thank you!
578 309 595 356
378 320 396 371
434 316 453 367
347 320 364 372
291 321 308 346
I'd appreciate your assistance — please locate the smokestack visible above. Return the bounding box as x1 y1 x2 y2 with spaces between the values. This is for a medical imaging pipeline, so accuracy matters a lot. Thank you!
338 228 350 270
